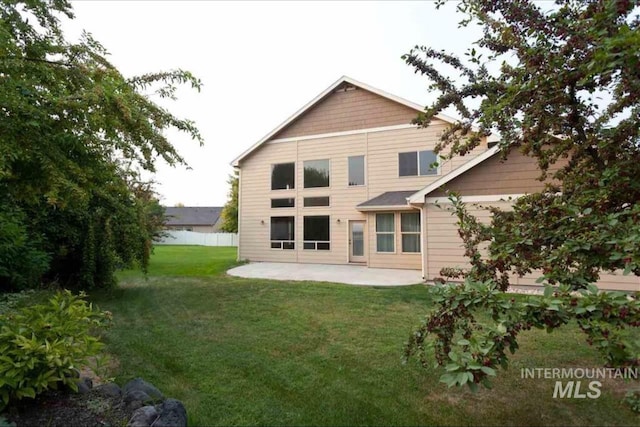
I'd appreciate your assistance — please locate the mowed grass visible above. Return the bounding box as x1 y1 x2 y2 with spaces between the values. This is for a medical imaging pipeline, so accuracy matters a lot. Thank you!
91 246 639 426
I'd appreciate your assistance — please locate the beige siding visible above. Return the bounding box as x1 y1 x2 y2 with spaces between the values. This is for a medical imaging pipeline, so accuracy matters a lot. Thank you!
239 141 298 263
239 122 484 268
367 125 487 196
424 202 640 292
272 85 419 140
430 149 564 197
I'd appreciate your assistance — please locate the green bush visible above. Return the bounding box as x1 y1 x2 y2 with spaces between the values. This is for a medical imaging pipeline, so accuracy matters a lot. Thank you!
0 206 50 291
0 291 111 408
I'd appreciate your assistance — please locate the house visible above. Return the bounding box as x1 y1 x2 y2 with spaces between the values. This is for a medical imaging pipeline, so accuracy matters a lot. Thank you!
164 206 223 233
231 76 638 292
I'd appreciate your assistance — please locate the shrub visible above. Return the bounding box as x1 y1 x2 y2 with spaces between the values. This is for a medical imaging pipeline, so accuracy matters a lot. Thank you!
0 291 111 409
0 206 50 291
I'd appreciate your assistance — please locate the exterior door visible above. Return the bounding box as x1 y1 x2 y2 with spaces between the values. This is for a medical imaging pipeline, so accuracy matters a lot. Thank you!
349 221 366 263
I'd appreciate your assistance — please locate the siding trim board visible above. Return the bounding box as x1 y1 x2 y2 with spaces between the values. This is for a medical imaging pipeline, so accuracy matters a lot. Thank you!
425 194 526 204
408 145 501 204
268 123 417 144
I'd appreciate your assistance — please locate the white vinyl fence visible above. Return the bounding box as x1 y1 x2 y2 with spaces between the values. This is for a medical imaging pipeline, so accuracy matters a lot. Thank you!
157 230 238 247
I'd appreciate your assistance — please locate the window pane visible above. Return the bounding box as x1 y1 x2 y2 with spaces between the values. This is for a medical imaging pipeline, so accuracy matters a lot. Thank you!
282 242 295 250
398 152 418 176
377 234 394 252
401 213 420 232
304 197 330 207
271 198 295 208
270 216 294 241
303 216 330 241
348 155 365 186
402 235 420 253
376 213 394 232
271 163 295 190
419 150 438 175
317 242 330 250
304 159 330 188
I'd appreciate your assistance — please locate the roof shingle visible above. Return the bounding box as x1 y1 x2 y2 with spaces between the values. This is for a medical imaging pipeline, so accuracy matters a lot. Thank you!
164 207 222 226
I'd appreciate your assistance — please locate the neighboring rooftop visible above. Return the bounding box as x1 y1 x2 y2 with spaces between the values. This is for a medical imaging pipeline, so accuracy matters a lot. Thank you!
164 206 222 226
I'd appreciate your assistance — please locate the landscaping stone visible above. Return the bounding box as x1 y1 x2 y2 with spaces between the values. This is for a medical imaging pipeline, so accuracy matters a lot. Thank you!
123 389 153 411
127 405 159 427
76 376 92 394
122 378 164 401
93 382 122 398
154 398 187 427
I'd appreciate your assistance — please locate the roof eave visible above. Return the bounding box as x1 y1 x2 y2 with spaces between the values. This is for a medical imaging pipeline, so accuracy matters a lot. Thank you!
356 204 418 212
407 144 502 204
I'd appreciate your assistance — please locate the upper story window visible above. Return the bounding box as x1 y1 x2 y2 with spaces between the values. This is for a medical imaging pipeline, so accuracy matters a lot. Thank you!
271 162 295 190
398 150 439 177
304 159 330 188
348 155 365 186
303 196 330 207
271 198 295 208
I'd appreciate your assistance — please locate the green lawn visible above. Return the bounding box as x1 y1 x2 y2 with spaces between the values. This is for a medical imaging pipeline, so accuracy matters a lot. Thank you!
91 246 638 426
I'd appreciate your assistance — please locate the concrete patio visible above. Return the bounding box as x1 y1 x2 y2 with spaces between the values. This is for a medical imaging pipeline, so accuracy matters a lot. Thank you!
227 262 424 286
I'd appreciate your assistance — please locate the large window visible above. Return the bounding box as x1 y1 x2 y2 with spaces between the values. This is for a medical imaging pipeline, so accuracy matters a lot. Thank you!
376 213 395 253
401 212 421 253
348 155 365 186
303 196 330 207
398 150 438 176
272 162 295 190
270 216 295 249
304 159 330 188
303 216 330 250
271 198 295 208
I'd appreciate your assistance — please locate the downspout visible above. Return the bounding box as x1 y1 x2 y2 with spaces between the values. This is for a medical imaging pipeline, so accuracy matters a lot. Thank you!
236 167 242 262
408 198 426 281
421 201 428 281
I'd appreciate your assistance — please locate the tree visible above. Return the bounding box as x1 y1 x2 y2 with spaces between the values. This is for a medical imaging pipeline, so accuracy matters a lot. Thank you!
402 0 640 389
0 0 203 290
219 171 238 233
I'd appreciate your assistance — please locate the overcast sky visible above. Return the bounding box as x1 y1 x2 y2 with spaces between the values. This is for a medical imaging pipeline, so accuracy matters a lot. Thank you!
64 1 479 207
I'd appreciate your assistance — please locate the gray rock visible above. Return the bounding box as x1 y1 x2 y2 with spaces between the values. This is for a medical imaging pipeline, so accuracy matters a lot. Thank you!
154 398 187 427
127 405 159 427
123 389 153 412
76 376 92 394
94 382 122 398
122 378 164 401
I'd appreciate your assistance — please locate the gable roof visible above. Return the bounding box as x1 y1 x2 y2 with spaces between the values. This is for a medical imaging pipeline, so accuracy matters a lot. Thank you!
356 190 419 211
231 75 460 167
164 206 222 226
407 145 501 204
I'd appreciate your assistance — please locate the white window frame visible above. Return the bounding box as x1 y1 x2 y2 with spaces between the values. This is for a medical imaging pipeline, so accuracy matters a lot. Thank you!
270 216 295 250
303 215 331 251
348 155 366 187
400 212 421 253
398 150 440 177
303 159 331 189
271 162 296 191
375 213 395 253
